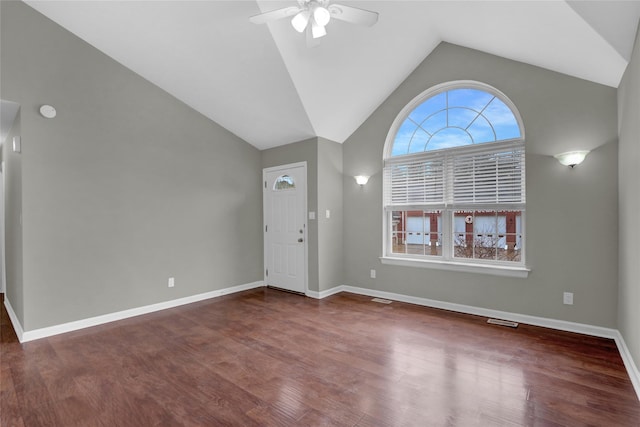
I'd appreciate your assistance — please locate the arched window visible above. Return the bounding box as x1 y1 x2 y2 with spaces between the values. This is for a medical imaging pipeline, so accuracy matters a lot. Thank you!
382 81 526 273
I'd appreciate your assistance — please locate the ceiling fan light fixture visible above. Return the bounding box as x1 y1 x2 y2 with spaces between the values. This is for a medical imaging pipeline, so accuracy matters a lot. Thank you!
311 18 327 38
291 10 310 33
313 5 331 27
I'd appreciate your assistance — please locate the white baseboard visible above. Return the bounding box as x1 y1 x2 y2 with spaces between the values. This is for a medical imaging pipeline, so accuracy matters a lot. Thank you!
613 330 640 400
306 286 344 300
318 284 640 401
341 285 618 338
4 298 24 342
10 281 265 343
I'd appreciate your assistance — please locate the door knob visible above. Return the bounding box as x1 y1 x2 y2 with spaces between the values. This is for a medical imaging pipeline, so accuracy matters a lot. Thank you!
298 238 304 243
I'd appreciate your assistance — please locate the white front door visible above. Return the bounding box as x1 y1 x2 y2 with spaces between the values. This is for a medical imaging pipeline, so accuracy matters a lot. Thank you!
263 162 307 294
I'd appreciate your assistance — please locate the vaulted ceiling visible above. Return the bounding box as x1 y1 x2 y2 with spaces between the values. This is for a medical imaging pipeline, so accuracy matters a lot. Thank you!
24 1 640 150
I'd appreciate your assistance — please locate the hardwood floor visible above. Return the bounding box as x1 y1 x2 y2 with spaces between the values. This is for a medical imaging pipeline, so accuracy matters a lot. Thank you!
1 289 639 426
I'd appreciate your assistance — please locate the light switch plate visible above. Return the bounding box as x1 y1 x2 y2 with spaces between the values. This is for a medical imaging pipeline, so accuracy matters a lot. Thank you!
13 136 21 153
309 211 316 220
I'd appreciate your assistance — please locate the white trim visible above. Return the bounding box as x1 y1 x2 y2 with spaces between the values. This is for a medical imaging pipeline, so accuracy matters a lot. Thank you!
1 161 5 294
380 256 530 278
613 330 640 400
12 281 265 343
311 284 639 401
4 297 24 342
262 161 308 174
306 286 344 299
340 285 616 337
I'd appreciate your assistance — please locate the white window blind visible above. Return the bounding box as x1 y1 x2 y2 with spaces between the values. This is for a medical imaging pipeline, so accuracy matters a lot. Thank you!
384 157 444 207
384 141 525 208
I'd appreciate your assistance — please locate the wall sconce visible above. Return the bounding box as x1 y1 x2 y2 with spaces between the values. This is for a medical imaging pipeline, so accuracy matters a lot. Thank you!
354 175 369 186
39 104 57 119
554 151 590 168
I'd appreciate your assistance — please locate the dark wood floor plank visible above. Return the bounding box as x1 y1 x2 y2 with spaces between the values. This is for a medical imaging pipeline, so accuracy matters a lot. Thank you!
1 290 639 426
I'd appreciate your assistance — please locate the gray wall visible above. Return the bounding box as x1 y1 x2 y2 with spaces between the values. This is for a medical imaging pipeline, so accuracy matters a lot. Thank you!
343 42 619 328
618 21 640 371
3 111 23 325
317 138 343 292
1 1 263 331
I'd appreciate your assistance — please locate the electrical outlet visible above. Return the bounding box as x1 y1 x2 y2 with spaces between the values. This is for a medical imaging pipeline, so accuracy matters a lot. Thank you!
370 269 376 279
168 277 175 288
563 292 573 305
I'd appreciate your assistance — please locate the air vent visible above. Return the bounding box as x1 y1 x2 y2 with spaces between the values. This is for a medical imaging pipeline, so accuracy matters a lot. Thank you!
487 318 519 328
371 298 393 304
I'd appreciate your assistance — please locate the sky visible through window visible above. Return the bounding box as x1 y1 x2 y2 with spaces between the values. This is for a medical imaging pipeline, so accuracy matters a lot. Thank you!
392 88 521 156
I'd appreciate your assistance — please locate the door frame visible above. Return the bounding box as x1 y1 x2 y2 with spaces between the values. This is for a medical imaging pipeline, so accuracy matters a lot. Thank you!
1 162 4 294
262 161 308 295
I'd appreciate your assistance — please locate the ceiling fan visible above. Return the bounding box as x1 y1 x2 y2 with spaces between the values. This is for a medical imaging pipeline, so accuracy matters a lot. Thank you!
249 0 378 45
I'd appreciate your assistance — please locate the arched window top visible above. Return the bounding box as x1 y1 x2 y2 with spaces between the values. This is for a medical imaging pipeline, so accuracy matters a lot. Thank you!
386 81 524 158
273 174 295 190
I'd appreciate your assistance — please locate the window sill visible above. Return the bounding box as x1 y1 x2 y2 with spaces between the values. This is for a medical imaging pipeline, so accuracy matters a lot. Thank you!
380 256 530 278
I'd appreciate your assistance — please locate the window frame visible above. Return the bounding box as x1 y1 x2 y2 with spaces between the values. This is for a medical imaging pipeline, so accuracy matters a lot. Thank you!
381 80 529 278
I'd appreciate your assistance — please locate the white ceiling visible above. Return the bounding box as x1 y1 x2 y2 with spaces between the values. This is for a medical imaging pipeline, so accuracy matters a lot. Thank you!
24 1 640 150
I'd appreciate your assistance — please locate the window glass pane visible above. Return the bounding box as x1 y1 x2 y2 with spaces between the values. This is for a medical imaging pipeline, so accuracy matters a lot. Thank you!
422 110 447 135
453 210 522 263
473 211 498 260
424 210 442 256
274 175 295 190
392 119 418 156
453 211 473 259
407 128 430 154
409 92 446 123
391 210 442 257
467 115 496 144
405 210 425 255
447 88 494 110
498 211 522 262
448 107 478 130
428 128 472 151
483 98 521 140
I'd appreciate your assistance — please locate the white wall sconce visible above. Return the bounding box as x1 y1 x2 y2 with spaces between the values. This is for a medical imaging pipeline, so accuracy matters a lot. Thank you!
354 175 369 186
554 150 590 168
39 104 57 119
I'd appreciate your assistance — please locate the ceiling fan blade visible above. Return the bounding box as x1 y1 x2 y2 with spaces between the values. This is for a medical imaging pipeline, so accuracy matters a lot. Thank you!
328 4 378 27
249 6 301 25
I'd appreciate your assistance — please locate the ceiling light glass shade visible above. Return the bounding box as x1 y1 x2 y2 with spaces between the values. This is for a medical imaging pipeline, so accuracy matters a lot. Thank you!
291 10 310 33
313 6 331 27
554 150 590 168
354 175 370 185
311 19 327 39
